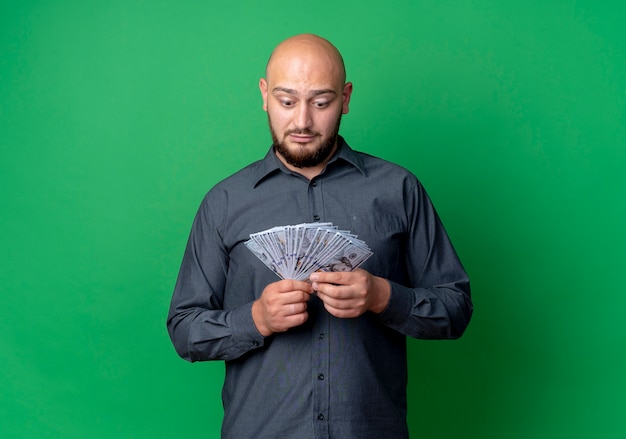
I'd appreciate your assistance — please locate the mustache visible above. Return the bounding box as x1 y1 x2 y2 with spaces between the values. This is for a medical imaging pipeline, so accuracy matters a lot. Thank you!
285 129 320 136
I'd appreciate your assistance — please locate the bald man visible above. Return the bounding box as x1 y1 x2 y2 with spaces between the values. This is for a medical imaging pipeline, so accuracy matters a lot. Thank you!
168 34 472 439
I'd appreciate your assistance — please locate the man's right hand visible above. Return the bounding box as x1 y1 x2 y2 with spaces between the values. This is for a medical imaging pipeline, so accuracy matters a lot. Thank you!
251 279 314 336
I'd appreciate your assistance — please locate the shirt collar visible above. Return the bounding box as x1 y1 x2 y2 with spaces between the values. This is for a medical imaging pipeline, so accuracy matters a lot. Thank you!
252 136 367 187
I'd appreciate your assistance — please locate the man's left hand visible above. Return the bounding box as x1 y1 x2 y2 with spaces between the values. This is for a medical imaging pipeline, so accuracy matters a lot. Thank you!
309 269 391 318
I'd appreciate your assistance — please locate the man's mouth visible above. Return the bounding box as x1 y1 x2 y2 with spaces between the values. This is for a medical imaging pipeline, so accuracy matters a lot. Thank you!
288 132 318 143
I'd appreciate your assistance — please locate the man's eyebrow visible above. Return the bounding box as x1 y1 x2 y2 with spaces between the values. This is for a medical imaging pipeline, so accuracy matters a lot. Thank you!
272 87 337 97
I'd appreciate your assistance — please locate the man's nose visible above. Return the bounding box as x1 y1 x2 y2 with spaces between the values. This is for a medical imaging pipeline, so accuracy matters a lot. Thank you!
294 104 312 130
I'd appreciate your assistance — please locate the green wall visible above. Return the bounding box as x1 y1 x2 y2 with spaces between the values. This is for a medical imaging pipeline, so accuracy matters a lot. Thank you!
1 1 625 437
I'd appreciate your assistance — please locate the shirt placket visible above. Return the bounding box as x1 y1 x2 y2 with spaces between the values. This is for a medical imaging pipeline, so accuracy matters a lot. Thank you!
308 177 323 223
312 301 330 438
309 177 330 438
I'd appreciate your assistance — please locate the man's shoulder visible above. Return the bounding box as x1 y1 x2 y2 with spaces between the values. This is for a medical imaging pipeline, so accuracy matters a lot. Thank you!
350 148 418 181
210 156 268 191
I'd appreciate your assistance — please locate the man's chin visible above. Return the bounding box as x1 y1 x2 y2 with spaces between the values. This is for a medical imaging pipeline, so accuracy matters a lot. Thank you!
279 152 317 169
276 147 325 169
273 132 338 169
279 139 321 155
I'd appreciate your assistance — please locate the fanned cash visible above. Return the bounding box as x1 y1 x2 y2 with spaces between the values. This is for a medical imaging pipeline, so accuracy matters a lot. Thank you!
244 222 373 280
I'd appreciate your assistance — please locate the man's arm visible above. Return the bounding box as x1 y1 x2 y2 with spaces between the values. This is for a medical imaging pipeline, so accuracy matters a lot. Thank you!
311 177 472 339
166 195 263 362
166 195 314 362
311 268 471 339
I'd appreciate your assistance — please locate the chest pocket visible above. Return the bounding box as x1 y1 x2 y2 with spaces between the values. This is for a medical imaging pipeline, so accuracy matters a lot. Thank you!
346 212 406 280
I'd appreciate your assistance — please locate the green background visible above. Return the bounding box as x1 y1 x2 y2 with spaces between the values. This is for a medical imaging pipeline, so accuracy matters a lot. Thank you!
2 1 625 437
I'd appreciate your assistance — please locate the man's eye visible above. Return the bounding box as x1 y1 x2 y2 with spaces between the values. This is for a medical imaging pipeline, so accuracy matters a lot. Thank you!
313 101 329 108
281 100 295 107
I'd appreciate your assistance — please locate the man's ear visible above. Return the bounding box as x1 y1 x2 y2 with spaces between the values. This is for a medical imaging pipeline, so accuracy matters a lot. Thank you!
259 78 269 111
342 82 353 114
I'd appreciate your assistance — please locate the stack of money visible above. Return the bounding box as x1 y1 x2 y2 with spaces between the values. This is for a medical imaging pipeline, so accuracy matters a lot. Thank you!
244 222 373 280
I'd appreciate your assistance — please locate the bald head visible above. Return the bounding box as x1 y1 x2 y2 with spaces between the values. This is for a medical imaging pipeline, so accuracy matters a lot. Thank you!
265 34 347 87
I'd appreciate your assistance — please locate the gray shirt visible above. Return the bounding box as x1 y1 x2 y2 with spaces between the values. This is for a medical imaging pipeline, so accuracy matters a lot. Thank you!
167 137 472 438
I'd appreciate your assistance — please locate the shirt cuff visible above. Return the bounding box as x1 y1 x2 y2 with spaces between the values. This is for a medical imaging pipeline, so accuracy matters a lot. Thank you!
378 281 413 327
230 302 266 350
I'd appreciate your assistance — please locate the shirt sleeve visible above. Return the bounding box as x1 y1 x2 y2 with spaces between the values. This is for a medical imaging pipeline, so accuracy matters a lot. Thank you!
166 193 265 362
377 177 473 339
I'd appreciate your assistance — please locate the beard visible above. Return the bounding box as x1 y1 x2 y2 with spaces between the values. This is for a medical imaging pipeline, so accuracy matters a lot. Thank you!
270 114 342 169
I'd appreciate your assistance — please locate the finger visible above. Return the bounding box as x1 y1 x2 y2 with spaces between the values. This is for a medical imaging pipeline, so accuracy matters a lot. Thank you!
279 279 315 293
316 290 351 309
314 282 354 300
321 301 361 319
287 301 308 316
284 311 309 327
282 290 313 304
310 270 359 285
265 287 311 306
310 271 341 284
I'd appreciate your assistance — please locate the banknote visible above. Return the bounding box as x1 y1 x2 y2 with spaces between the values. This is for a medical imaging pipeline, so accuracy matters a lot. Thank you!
245 222 372 280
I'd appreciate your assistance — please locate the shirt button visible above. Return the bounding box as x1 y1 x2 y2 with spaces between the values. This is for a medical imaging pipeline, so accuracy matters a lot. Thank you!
318 374 325 380
317 413 325 421
318 333 325 340
313 215 320 221
252 341 259 347
311 181 318 187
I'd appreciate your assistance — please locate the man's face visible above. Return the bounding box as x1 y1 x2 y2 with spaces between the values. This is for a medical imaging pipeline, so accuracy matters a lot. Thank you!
259 47 352 170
